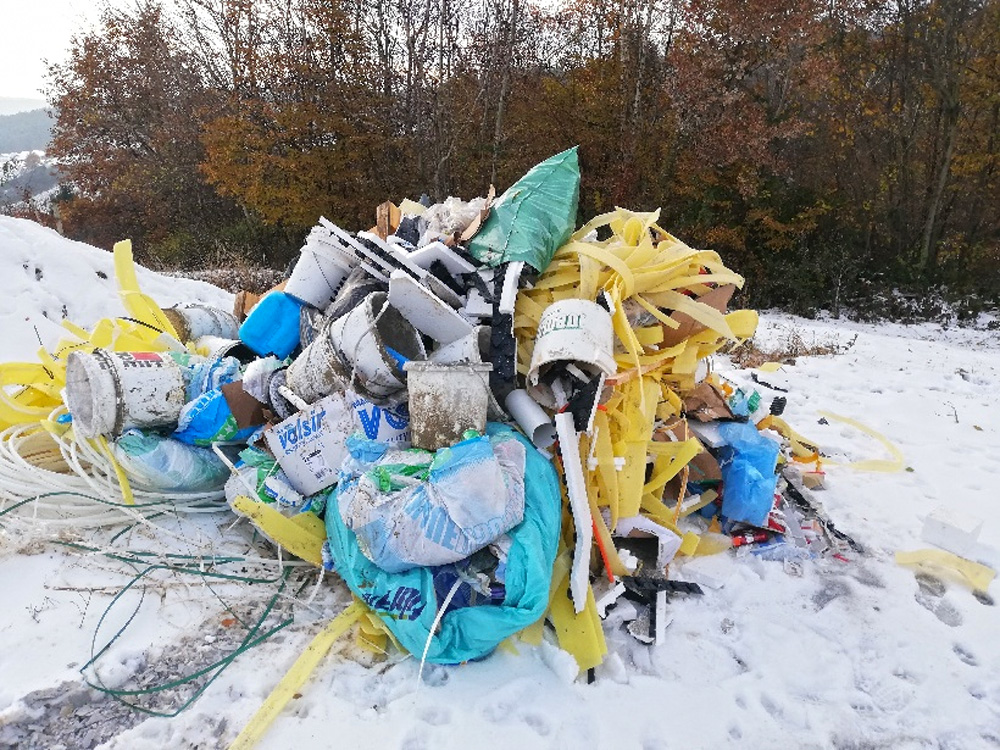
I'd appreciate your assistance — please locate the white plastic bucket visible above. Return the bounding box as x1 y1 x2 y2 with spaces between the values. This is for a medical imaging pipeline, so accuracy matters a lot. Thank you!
329 292 425 399
285 321 353 404
528 299 616 385
285 241 351 309
64 350 188 438
403 361 492 450
194 335 255 362
164 304 239 342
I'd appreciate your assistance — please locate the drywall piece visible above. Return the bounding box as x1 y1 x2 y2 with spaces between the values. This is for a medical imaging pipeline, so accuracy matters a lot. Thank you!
409 240 478 276
387 270 474 344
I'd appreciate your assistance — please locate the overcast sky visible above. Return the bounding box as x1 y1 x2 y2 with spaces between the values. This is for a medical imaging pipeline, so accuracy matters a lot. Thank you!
0 0 119 102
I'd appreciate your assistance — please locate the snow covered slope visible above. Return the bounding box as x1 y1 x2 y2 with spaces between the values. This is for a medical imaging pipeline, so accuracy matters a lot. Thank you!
0 216 233 360
0 220 997 749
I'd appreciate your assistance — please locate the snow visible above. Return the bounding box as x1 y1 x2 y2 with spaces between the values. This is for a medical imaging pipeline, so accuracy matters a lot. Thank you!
1 217 999 749
0 215 231 361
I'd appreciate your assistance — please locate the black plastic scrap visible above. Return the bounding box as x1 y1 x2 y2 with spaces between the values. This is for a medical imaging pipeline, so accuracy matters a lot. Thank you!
782 472 864 554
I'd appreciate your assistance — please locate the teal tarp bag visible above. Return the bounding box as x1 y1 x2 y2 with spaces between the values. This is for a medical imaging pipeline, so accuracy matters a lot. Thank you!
467 147 580 272
324 423 561 664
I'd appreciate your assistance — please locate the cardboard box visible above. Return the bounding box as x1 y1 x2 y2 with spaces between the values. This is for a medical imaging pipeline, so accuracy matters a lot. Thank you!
264 393 354 497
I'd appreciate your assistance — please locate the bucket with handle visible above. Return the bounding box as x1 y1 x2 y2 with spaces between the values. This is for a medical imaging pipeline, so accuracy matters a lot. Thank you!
329 292 425 400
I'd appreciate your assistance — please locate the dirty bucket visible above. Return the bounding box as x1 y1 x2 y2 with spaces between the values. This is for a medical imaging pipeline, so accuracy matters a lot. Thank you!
299 305 326 349
285 321 353 404
330 292 425 399
284 240 351 309
163 304 240 342
64 350 188 438
528 299 616 386
403 361 492 450
194 335 255 363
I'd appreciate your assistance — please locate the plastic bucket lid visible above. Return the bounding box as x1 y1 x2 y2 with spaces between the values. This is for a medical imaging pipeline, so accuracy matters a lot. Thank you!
403 361 493 450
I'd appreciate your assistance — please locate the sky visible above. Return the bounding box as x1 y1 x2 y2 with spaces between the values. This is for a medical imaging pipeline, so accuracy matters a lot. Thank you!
0 0 123 102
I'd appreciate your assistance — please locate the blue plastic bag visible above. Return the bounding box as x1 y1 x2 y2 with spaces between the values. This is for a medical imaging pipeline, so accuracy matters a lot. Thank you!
172 388 258 446
336 430 526 573
324 423 561 665
717 421 780 527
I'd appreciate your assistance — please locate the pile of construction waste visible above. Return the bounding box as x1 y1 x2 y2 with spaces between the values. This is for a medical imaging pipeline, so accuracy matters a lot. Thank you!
0 147 863 682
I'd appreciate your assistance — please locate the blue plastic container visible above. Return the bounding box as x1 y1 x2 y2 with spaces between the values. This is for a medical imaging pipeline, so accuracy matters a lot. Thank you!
239 291 304 359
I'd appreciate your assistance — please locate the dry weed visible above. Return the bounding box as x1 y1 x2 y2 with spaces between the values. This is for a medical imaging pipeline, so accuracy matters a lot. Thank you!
725 327 856 369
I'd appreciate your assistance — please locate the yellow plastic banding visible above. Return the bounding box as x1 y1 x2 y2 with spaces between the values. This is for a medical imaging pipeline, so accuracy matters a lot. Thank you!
228 602 364 750
113 239 180 341
895 549 995 591
230 495 326 566
818 411 905 472
97 436 135 506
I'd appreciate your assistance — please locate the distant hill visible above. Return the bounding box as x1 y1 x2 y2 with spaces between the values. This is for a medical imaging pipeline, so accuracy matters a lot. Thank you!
0 97 46 116
0 109 53 152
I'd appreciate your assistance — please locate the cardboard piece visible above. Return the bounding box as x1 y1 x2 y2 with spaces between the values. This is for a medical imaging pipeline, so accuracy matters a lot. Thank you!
264 393 355 497
221 381 267 430
373 201 402 240
459 185 496 243
660 284 736 348
682 381 735 422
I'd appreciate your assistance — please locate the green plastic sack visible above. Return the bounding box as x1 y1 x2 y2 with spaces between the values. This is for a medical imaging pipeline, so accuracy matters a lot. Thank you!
468 147 580 272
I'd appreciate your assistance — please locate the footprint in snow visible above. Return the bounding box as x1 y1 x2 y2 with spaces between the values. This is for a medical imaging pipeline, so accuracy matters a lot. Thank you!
953 643 978 667
419 705 451 726
914 573 964 627
812 578 852 611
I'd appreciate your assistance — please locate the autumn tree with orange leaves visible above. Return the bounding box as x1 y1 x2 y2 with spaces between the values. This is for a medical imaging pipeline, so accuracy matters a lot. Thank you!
46 0 1000 315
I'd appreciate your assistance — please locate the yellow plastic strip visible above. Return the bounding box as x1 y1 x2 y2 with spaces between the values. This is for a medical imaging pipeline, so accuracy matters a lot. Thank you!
895 549 995 591
818 411 905 472
97 436 135 506
230 495 326 566
113 239 180 340
228 602 364 750
548 570 607 672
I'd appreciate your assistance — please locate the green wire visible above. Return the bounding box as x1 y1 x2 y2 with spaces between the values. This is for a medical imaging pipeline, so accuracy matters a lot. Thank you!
80 563 296 717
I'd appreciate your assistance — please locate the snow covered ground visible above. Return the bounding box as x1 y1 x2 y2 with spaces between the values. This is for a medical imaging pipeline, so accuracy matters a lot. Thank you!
1 216 998 750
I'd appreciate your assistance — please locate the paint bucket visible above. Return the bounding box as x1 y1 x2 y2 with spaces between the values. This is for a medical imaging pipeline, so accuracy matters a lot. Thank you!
239 291 304 359
194 335 255 363
285 321 353 405
528 299 616 386
284 240 351 309
64 350 188 438
403 361 492 450
329 292 425 399
163 304 240 342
